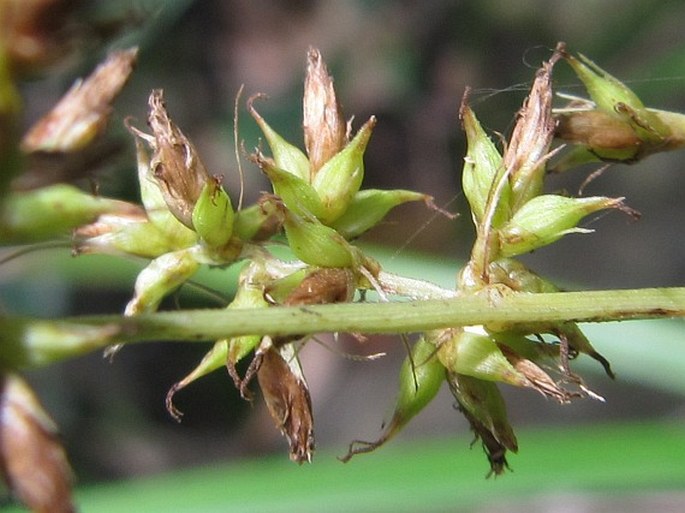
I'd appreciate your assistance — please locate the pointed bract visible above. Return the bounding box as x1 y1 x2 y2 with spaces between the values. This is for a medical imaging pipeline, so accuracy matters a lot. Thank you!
248 95 310 181
460 100 508 226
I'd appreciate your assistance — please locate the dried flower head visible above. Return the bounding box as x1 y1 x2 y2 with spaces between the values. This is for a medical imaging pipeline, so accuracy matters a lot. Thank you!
504 44 561 209
303 47 346 178
257 341 315 464
21 48 138 153
131 89 211 229
0 373 75 513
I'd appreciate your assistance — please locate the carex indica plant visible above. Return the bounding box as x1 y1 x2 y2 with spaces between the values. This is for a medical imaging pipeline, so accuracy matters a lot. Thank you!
0 11 684 511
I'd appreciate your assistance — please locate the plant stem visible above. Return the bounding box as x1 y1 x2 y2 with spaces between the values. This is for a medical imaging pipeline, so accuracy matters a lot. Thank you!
2 287 683 368
116 286 685 338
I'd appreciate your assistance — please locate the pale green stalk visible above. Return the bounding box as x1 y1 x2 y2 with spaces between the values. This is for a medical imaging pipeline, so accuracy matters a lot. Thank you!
1 287 682 369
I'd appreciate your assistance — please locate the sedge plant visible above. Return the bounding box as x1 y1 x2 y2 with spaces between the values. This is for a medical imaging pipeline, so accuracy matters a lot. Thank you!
0 11 683 512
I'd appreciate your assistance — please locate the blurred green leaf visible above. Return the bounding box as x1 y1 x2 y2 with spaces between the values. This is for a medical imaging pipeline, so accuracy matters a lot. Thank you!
2 421 682 513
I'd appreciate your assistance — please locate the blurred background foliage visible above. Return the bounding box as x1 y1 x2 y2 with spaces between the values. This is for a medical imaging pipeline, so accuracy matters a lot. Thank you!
1 0 684 511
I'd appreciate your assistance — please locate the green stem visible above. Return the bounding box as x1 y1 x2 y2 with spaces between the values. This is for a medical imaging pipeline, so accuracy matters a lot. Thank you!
2 287 684 368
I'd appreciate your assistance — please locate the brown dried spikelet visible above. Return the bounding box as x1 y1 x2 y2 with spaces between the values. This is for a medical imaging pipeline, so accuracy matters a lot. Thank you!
504 44 562 209
500 346 573 403
144 89 210 228
283 267 355 306
555 109 642 153
239 267 356 400
303 47 346 178
21 47 138 153
256 342 315 464
0 374 75 513
461 406 511 477
267 267 355 348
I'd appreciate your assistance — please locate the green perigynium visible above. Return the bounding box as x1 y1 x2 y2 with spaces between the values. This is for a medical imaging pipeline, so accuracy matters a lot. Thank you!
447 373 517 475
250 150 325 219
341 335 444 462
231 197 285 241
310 116 376 224
331 188 433 239
433 326 531 387
0 184 134 243
460 100 509 226
191 178 235 248
248 94 311 182
282 209 359 268
497 194 625 257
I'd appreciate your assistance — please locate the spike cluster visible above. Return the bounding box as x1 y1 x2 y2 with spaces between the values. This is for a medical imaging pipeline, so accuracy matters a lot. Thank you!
342 43 654 475
1 29 684 509
158 48 437 462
